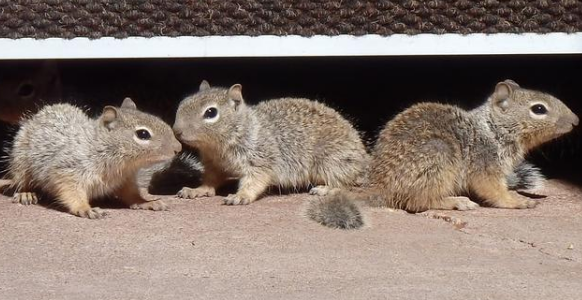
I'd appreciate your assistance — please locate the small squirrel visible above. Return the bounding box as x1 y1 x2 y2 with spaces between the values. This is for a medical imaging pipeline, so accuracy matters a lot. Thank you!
308 80 578 229
7 98 182 218
172 80 370 205
0 60 61 125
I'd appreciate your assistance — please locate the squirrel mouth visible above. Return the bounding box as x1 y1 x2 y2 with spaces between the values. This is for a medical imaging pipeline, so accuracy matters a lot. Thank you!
556 125 575 136
179 136 199 147
145 154 175 165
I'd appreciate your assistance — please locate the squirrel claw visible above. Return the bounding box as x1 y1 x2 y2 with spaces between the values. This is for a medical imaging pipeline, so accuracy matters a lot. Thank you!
139 188 161 202
13 192 39 205
495 199 538 209
143 194 162 202
509 199 538 209
309 186 331 196
453 197 480 211
523 199 538 209
223 194 251 205
76 207 107 219
177 186 215 199
130 200 168 211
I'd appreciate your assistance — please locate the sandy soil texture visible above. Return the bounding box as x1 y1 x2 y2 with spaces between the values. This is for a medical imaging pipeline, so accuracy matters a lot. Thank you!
1 179 581 300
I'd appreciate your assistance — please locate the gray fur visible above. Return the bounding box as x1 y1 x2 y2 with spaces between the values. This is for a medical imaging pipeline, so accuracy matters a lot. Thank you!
173 81 370 205
137 150 204 195
367 80 577 212
506 160 545 191
308 80 578 229
306 192 364 229
8 100 181 218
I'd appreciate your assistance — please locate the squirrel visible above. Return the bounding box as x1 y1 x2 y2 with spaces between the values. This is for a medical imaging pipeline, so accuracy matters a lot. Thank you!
6 98 182 219
0 60 61 125
171 80 370 205
307 80 579 229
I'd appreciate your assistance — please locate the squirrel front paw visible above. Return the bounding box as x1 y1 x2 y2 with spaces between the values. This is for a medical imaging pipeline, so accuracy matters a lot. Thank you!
309 185 331 196
130 200 168 211
494 198 537 209
13 192 39 205
75 207 107 219
452 197 480 211
516 199 538 209
176 186 215 199
139 188 162 202
223 194 252 205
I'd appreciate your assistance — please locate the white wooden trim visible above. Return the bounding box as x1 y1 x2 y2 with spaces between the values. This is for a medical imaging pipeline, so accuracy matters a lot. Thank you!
0 33 580 59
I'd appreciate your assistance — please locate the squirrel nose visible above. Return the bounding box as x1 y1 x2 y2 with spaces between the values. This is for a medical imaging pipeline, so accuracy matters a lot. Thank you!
572 114 579 126
173 140 182 154
173 126 183 138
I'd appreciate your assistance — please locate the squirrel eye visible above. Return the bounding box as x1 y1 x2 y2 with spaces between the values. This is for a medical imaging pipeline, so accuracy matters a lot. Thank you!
135 129 151 140
531 104 547 115
203 107 218 119
17 82 35 98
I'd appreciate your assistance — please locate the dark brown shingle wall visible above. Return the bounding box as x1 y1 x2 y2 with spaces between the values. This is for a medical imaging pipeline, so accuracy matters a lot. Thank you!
0 0 580 39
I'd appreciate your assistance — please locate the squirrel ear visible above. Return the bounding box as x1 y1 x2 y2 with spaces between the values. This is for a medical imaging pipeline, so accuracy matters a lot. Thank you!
228 84 244 107
199 80 210 91
492 81 517 109
121 97 137 110
503 79 520 88
101 106 119 129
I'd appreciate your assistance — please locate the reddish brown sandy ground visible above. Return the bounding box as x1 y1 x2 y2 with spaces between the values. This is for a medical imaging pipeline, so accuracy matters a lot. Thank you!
0 179 581 299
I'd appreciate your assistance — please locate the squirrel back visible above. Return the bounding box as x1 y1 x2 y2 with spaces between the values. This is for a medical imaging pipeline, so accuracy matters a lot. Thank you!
308 80 578 229
8 98 181 218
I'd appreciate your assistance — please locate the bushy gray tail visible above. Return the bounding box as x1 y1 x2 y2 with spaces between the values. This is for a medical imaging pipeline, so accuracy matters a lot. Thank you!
137 150 204 195
506 160 545 191
306 191 368 230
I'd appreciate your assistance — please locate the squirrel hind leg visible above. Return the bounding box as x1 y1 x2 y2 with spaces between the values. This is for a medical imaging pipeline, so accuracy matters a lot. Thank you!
54 184 106 219
306 192 365 230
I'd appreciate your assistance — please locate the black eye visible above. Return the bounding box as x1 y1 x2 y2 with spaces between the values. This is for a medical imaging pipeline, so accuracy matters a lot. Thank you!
136 129 151 140
531 104 547 115
17 83 35 98
203 107 218 119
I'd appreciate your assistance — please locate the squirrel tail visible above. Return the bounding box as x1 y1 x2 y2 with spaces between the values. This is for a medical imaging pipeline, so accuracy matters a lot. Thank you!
305 188 385 230
306 191 365 229
506 160 545 191
137 150 204 195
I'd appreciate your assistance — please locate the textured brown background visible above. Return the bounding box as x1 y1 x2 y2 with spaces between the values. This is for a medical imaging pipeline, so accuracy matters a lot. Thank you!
0 0 580 39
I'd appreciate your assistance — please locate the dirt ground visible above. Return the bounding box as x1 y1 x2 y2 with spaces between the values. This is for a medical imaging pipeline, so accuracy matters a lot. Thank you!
1 179 581 300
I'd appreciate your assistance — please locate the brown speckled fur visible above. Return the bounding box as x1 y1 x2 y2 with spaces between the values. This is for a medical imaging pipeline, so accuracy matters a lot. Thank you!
309 80 579 229
173 81 369 205
7 98 182 219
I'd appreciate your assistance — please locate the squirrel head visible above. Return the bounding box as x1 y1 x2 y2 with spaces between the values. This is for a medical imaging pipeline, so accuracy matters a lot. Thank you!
99 97 182 166
487 79 579 150
173 80 247 149
0 60 62 124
